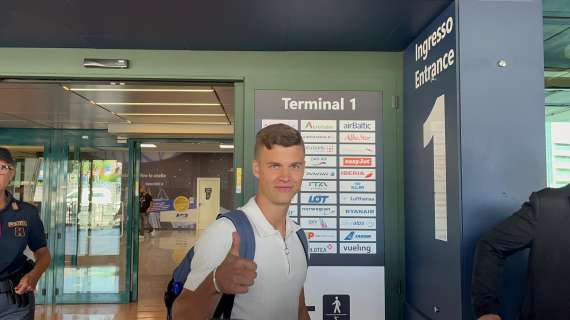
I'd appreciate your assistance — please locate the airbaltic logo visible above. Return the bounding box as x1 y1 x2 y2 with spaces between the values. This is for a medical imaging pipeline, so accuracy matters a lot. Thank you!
301 218 337 229
300 205 337 217
340 132 375 143
301 120 336 131
340 218 376 230
305 156 337 168
339 181 376 193
339 144 375 155
305 168 337 180
309 242 337 254
340 193 376 204
305 144 337 155
340 243 376 254
339 169 375 180
261 119 298 129
339 120 375 131
301 131 337 143
340 157 375 167
341 230 376 242
301 193 337 204
306 230 337 242
340 206 376 217
302 181 336 192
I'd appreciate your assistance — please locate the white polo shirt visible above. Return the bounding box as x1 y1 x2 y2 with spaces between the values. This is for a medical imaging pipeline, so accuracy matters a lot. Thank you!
184 197 308 320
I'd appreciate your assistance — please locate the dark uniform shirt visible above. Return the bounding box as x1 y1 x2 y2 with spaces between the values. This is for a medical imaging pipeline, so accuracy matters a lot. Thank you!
0 192 46 279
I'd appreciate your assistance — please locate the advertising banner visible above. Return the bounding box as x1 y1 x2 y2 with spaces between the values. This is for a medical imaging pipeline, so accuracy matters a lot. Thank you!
255 90 384 319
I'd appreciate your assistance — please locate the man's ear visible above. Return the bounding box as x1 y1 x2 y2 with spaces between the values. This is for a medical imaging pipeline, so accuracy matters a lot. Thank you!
252 160 260 179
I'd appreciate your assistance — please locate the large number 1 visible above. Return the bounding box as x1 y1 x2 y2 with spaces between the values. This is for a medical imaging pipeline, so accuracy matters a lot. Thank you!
423 94 448 242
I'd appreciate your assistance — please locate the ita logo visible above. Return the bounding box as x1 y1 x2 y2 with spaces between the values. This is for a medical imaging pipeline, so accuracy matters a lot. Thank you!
323 294 350 320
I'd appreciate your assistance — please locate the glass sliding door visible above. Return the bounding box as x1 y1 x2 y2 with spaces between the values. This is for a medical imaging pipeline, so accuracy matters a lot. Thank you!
54 145 131 303
0 145 50 304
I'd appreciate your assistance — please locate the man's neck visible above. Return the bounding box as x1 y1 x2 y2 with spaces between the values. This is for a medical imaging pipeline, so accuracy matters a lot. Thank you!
254 194 289 237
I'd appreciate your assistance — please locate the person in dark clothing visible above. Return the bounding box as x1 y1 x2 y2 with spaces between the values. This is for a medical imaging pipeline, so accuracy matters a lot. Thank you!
472 185 570 320
139 186 153 236
0 147 51 320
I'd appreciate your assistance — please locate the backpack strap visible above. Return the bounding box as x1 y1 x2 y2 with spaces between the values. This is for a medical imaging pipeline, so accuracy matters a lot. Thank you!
213 210 255 319
296 229 310 266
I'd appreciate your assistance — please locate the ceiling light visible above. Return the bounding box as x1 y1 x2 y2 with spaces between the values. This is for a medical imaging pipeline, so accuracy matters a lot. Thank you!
69 88 214 93
117 113 226 117
141 143 157 148
97 102 220 106
219 144 234 149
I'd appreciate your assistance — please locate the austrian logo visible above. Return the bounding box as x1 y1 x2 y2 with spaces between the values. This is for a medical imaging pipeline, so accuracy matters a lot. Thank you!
301 120 337 131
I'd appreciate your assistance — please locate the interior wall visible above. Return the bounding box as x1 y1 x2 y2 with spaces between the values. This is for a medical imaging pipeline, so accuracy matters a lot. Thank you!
0 48 404 318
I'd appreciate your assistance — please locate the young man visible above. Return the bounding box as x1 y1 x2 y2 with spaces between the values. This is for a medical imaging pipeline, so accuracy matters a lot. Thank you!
173 124 311 320
0 147 51 320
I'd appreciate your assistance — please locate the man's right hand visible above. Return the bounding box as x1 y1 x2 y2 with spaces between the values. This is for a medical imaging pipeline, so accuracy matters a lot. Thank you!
479 315 501 320
214 232 257 294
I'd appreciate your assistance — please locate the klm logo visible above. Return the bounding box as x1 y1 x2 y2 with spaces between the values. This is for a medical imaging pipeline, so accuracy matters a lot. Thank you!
308 195 329 204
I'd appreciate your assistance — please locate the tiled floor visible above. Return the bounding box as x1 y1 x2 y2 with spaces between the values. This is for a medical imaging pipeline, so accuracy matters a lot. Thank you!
36 229 197 319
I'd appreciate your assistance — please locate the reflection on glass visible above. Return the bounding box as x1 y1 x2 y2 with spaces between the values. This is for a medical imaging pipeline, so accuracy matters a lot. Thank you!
63 147 128 295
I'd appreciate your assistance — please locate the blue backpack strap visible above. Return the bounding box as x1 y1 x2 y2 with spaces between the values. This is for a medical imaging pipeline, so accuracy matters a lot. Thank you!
296 229 310 266
217 210 256 260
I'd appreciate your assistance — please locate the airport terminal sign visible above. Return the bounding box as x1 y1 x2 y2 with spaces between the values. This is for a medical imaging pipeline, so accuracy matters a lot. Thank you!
255 90 383 267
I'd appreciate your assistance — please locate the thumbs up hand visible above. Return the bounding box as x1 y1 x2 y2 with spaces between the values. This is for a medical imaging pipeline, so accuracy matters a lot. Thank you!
214 232 257 294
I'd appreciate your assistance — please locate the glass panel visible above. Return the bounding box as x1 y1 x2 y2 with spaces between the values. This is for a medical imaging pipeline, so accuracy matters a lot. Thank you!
63 146 129 295
1 145 48 302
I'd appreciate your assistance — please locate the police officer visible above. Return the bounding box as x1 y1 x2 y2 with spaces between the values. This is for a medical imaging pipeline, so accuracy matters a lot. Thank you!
0 147 51 320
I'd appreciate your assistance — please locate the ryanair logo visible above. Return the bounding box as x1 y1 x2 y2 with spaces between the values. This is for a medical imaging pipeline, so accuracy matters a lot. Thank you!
8 220 28 228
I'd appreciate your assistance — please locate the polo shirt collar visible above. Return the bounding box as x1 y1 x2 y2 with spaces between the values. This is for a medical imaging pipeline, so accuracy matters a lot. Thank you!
241 196 300 239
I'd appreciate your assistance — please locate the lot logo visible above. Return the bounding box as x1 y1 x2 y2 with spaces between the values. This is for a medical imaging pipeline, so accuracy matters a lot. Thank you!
308 195 329 204
340 157 375 167
323 295 350 320
340 132 375 143
301 120 337 131
340 120 375 131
